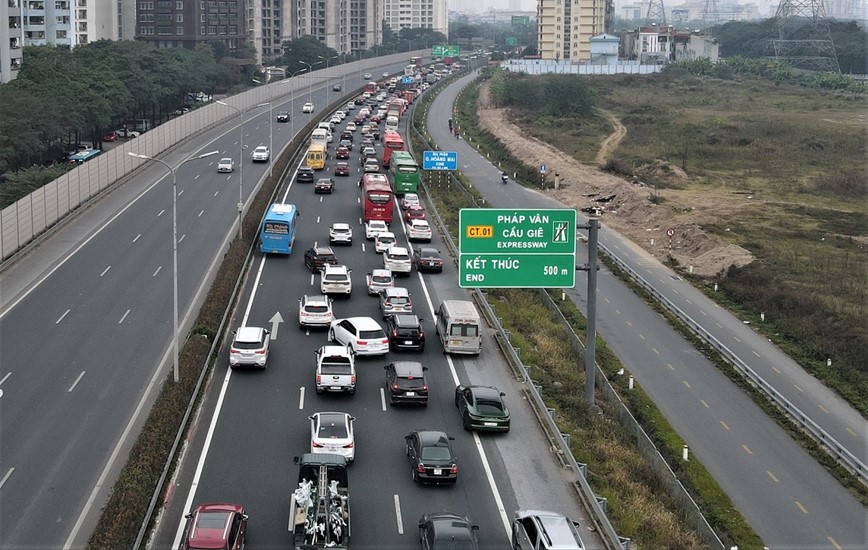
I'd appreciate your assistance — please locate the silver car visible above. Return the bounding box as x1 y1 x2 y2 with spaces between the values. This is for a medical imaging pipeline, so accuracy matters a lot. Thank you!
512 510 585 550
366 269 395 295
217 158 234 173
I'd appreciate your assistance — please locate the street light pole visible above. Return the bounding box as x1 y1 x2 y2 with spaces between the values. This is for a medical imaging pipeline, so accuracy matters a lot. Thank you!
298 60 322 112
216 100 269 240
288 68 308 137
318 54 338 100
127 150 220 383
252 78 274 178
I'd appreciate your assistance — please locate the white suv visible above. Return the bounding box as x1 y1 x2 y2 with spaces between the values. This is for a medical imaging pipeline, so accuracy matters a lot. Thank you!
374 232 397 253
329 223 353 245
228 326 270 368
365 219 389 240
320 264 353 295
383 246 412 275
328 317 389 356
298 294 335 328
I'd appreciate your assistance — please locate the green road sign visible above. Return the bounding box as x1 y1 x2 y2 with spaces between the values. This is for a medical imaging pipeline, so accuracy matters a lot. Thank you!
432 45 460 57
459 209 577 288
511 16 530 26
506 37 518 46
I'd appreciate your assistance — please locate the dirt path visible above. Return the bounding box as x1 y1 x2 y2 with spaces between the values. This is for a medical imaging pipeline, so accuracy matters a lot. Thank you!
474 82 754 278
596 111 627 167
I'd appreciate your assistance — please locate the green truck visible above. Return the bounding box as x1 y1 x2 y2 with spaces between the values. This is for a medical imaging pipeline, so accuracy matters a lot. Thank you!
289 453 351 549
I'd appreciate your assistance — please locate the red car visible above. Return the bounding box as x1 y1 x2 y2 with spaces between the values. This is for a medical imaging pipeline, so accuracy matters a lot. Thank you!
335 161 350 176
178 503 248 550
335 146 350 160
404 205 426 222
103 131 119 142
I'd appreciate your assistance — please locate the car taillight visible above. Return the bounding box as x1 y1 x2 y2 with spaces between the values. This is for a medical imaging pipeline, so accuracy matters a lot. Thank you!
312 442 324 448
351 375 356 384
357 340 367 345
381 338 389 344
392 384 399 390
316 375 322 383
416 464 425 473
391 331 398 337
450 465 458 474
229 348 239 354
255 348 266 354
422 384 428 391
343 442 354 448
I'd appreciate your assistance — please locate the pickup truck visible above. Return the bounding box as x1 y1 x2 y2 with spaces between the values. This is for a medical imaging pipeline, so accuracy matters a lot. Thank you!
315 345 356 394
289 453 350 549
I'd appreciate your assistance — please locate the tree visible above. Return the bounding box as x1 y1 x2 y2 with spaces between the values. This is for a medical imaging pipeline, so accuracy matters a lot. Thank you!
280 36 340 71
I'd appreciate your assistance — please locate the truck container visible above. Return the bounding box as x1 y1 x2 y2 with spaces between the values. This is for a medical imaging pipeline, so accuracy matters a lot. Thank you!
289 453 350 549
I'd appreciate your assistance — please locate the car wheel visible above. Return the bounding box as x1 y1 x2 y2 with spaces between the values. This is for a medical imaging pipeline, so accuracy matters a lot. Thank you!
349 387 356 395
462 413 472 431
316 386 323 394
328 329 335 342
412 468 418 483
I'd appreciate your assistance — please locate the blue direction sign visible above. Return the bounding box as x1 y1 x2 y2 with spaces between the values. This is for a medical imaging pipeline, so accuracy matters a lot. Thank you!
423 150 458 171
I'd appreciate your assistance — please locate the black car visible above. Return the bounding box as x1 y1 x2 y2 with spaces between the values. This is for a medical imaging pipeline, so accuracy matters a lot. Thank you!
413 248 444 273
303 246 338 272
455 385 511 432
419 513 479 548
276 111 290 122
296 166 315 183
385 314 425 351
385 361 428 405
405 431 457 484
315 178 335 194
340 130 354 142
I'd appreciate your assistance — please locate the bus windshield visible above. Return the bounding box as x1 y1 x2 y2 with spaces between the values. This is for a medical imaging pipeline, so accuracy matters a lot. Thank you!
260 203 298 254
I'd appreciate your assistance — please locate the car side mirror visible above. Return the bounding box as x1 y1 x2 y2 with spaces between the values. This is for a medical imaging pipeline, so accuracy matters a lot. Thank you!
184 512 193 519
471 525 480 531
422 366 429 371
241 514 249 521
231 330 236 335
448 435 455 441
500 392 506 397
293 456 300 465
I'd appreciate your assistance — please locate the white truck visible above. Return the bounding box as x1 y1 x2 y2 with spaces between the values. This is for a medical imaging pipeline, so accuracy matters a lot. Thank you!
315 346 356 394
289 453 351 549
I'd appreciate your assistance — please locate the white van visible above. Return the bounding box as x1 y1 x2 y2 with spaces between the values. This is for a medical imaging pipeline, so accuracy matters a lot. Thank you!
384 115 399 133
435 300 482 355
310 128 330 147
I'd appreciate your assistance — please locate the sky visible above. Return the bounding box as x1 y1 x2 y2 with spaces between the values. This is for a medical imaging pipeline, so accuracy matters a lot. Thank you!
450 0 538 13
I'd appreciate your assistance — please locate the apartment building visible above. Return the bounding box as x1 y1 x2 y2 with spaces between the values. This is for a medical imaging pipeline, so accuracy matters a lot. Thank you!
380 0 447 37
2 0 25 82
138 0 247 51
537 0 608 61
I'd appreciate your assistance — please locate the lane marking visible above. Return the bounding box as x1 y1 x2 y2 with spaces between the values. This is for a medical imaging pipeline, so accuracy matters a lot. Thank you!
133 233 141 243
818 404 828 413
685 299 691 305
715 322 723 328
614 308 621 315
158 209 165 217
767 470 779 483
0 468 14 490
795 501 808 514
179 234 186 243
194 174 200 180
699 309 707 316
317 216 321 223
846 427 857 437
380 387 387 411
752 350 761 357
625 320 633 327
720 421 730 430
118 309 130 324
733 336 741 343
827 537 842 549
651 347 659 355
742 444 753 455
68 371 86 392
198 210 204 217
394 494 404 535
667 363 675 371
213 191 219 197
771 366 781 374
100 266 111 277
0 372 10 385
178 190 185 197
682 380 691 389
56 309 70 324
299 386 305 410
700 399 709 408
638 333 645 340
793 384 804 393
153 266 162 277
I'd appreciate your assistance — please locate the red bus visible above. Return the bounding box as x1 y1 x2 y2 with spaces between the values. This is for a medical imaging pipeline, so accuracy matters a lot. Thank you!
382 131 405 168
364 81 378 94
361 173 394 223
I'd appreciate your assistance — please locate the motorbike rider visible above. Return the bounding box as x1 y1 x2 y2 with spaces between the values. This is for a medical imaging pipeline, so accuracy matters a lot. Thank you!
501 171 509 184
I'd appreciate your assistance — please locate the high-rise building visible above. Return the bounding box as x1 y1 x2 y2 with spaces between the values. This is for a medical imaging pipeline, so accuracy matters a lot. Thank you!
2 0 25 82
137 0 247 52
12 0 133 49
537 0 607 61
380 0 448 37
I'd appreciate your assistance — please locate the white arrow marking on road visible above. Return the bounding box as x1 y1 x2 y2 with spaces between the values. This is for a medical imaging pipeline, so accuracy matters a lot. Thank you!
269 311 284 340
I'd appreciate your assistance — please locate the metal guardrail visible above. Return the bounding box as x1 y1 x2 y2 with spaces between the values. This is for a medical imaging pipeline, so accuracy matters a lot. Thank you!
600 243 868 484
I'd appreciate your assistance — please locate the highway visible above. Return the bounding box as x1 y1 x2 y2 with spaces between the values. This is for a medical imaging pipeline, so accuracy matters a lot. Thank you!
153 78 601 549
434 73 867 549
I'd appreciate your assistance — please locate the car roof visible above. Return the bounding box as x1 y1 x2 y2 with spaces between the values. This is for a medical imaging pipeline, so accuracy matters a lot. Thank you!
302 294 329 303
418 247 440 255
376 232 395 239
342 316 381 329
371 268 392 276
468 385 502 400
318 345 351 357
383 287 409 297
392 314 420 328
409 219 429 227
234 326 265 342
426 512 475 543
393 360 425 377
332 222 350 229
254 145 267 150
219 158 232 162
387 247 409 255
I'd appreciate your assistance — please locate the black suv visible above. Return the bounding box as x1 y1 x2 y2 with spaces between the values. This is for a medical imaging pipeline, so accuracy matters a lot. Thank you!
384 314 424 351
340 130 354 142
386 361 429 406
303 246 338 272
276 111 290 122
296 166 315 183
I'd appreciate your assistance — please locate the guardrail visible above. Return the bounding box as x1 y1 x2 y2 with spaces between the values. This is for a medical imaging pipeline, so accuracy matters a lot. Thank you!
601 243 868 484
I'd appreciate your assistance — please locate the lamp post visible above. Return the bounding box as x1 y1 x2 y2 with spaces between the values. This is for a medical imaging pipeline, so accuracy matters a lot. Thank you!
318 54 339 98
288 67 308 137
216 100 269 239
251 78 274 177
298 60 322 113
127 150 220 383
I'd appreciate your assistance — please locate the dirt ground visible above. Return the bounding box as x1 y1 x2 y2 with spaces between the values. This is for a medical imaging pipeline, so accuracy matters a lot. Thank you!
476 83 754 278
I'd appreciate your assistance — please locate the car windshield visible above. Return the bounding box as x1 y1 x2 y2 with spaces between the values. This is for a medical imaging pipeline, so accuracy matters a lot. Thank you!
321 363 352 375
420 446 452 461
373 275 391 283
233 339 263 350
318 422 348 439
476 399 505 415
398 375 424 388
324 273 347 282
387 297 409 305
359 329 385 339
304 304 329 313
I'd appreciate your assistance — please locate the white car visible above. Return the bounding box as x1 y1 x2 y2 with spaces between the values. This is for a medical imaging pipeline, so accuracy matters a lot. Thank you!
330 115 342 126
309 411 355 462
365 219 389 240
251 146 270 162
329 317 390 356
374 231 397 253
217 158 234 173
346 122 357 132
335 110 347 120
346 102 356 111
383 72 390 77
228 326 270 368
383 246 412 274
315 346 356 394
298 294 334 328
406 219 432 242
366 269 395 295
302 102 315 113
320 264 352 295
401 193 420 210
363 72 372 79
329 223 353 245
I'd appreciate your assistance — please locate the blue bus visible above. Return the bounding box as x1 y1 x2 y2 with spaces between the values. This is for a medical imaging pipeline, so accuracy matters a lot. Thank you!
259 203 298 254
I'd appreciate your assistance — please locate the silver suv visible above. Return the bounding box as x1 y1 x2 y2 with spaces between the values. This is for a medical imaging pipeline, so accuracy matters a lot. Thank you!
379 287 412 317
512 510 584 550
315 345 356 394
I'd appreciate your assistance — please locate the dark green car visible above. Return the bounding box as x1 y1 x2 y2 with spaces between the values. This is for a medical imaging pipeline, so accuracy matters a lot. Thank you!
454 385 510 432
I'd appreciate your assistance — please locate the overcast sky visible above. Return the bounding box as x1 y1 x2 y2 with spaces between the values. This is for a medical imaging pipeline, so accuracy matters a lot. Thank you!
450 0 538 13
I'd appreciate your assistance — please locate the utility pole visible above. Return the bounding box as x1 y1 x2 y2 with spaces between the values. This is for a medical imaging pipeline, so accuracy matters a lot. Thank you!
577 218 601 405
